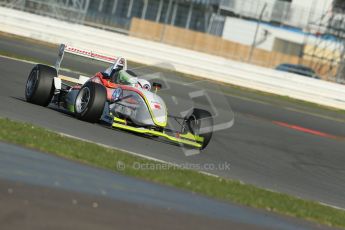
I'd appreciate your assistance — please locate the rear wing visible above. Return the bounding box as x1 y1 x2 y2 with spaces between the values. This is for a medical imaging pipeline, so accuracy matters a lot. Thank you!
54 44 127 72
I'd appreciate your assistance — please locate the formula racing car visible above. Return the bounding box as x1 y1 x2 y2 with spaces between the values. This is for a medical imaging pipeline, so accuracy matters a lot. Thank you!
24 44 213 149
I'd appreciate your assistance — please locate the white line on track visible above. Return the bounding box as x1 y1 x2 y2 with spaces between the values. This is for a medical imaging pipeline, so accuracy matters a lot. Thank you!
0 54 38 64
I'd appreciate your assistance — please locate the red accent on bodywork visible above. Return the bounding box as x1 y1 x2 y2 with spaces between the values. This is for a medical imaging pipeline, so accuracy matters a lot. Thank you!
94 72 117 88
90 72 145 101
125 97 139 105
117 85 145 98
153 103 161 109
72 85 81 90
91 53 116 62
65 47 117 62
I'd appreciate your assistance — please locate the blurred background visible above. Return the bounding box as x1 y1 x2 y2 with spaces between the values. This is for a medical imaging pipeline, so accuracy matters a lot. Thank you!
1 0 345 82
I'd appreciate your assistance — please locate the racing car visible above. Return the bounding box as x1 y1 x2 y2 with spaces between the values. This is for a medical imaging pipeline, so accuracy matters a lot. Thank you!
24 44 213 149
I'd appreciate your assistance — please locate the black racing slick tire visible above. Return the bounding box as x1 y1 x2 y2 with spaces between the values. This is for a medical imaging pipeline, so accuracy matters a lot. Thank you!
187 108 213 150
74 81 107 123
25 64 56 106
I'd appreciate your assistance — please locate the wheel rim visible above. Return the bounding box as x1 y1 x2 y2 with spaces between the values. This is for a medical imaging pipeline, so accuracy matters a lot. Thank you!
188 115 200 136
25 69 38 98
75 87 91 113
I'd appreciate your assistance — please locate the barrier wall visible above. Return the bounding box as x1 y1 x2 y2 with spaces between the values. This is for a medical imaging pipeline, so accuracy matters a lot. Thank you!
130 18 337 79
130 18 302 68
1 7 345 110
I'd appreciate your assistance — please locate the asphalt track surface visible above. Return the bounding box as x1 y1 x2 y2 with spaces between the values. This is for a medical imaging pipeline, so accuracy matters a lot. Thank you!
1 142 332 230
1 36 345 213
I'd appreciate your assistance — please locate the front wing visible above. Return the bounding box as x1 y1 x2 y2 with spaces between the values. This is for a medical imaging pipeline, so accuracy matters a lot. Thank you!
112 118 203 149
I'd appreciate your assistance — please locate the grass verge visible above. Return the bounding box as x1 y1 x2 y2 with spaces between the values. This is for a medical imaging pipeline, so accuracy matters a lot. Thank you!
0 117 344 228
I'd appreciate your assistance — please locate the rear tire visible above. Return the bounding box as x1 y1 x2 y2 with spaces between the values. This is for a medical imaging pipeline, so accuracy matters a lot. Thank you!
187 109 213 150
25 64 56 106
74 81 107 123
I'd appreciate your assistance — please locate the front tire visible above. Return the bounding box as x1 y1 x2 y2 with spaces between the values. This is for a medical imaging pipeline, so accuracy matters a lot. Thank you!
187 109 213 150
74 81 107 123
25 64 56 106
